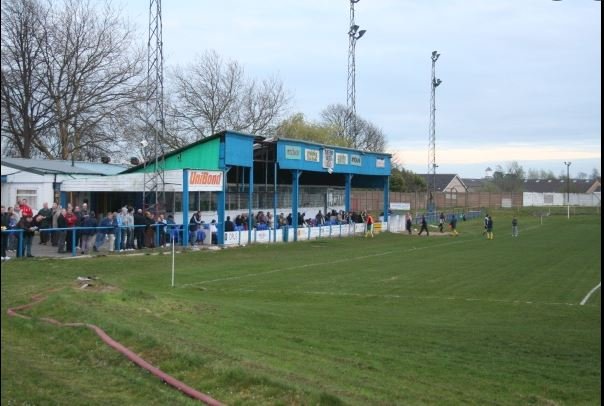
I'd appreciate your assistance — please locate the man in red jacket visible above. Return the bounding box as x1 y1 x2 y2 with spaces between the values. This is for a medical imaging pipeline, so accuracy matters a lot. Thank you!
364 211 374 238
64 207 78 252
19 199 33 218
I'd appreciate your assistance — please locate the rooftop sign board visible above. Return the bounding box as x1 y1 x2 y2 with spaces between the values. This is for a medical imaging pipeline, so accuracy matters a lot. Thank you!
285 145 301 160
336 153 348 165
323 148 335 169
188 170 223 191
305 149 320 162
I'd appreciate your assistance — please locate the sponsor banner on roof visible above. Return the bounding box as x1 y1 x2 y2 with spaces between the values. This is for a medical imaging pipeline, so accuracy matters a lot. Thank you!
336 152 348 165
305 149 320 162
188 170 223 191
350 154 362 166
285 145 301 160
323 148 335 169
376 158 385 168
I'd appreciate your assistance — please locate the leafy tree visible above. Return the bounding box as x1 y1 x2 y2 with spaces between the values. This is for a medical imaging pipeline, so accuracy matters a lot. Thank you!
389 162 426 192
527 168 556 179
275 107 387 155
274 113 346 146
486 161 525 192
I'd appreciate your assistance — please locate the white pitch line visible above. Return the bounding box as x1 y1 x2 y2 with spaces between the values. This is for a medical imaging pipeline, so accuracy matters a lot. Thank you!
179 250 395 287
207 288 594 308
580 282 601 305
180 239 468 288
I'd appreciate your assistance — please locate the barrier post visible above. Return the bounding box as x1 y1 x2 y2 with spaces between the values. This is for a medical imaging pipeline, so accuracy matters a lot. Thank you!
182 169 190 248
18 230 23 258
116 227 122 251
155 224 160 247
71 228 77 257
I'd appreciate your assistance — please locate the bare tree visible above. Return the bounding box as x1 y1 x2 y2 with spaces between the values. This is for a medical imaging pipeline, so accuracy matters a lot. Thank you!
112 87 190 162
1 0 54 158
171 51 241 137
231 75 289 134
320 104 348 140
356 119 386 152
38 0 145 160
1 0 144 160
590 168 600 180
318 103 386 152
171 50 289 139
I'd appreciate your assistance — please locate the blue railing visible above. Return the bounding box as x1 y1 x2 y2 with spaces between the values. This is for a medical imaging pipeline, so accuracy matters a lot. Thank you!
1 218 377 258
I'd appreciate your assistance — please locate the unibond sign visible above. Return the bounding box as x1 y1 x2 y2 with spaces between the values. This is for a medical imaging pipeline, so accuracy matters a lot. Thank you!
188 170 223 191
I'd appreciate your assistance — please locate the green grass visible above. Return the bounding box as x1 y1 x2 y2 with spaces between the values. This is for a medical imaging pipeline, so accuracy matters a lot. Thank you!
2 213 601 405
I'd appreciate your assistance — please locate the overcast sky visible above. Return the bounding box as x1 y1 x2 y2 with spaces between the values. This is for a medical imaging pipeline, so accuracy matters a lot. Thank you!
122 0 601 178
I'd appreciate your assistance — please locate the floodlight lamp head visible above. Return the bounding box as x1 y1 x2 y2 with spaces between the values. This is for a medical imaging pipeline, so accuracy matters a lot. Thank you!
349 24 359 35
433 78 442 87
327 168 334 174
357 29 367 39
351 0 361 3
432 51 440 62
140 139 148 148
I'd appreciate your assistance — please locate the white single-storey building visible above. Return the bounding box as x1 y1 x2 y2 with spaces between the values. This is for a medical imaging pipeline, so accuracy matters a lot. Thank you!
1 157 127 211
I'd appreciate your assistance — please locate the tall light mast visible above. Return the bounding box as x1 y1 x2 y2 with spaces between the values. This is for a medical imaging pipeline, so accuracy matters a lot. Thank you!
346 0 366 146
428 50 442 207
143 0 166 213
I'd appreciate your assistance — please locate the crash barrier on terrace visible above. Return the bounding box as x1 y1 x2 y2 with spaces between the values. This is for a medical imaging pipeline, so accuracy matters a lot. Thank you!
2 224 200 258
1 221 379 257
223 222 371 246
1 211 486 258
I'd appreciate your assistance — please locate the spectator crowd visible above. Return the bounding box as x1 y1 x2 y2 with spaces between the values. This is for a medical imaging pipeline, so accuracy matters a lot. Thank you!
2 199 374 260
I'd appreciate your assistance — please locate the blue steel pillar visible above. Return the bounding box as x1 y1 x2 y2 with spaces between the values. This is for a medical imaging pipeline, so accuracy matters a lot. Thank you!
383 175 390 223
248 166 254 243
345 173 353 214
273 162 278 242
292 170 301 242
182 169 189 247
60 192 68 209
217 167 230 245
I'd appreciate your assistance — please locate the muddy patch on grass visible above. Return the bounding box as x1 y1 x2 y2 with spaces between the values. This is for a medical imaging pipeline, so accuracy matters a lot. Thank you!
73 276 121 293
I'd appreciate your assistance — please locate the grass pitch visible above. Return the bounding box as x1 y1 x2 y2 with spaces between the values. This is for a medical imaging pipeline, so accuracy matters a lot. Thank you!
1 213 601 405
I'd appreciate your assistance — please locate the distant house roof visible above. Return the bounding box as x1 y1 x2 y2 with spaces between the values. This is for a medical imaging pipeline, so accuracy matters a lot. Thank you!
461 178 487 192
418 173 467 192
1 157 127 176
522 178 600 193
